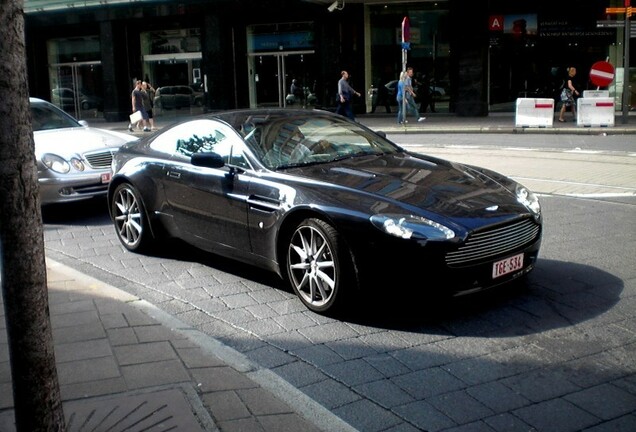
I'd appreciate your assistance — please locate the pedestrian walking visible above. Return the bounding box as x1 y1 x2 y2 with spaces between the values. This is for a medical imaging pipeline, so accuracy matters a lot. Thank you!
397 67 425 124
128 80 150 132
558 66 580 123
335 70 361 120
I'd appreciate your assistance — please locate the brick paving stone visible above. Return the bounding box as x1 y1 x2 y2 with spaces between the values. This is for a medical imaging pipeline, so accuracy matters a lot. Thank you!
121 359 191 388
202 390 251 422
258 413 324 432
300 379 361 410
323 358 384 386
113 340 178 365
57 356 121 384
483 413 535 432
353 379 415 408
54 338 113 362
391 368 466 399
244 345 296 369
564 383 636 420
333 399 402 432
191 366 258 392
513 399 600 432
392 400 456 431
236 387 294 416
427 390 495 425
581 414 636 432
500 369 582 403
273 361 329 388
465 381 531 413
363 354 412 378
52 321 106 344
176 346 226 368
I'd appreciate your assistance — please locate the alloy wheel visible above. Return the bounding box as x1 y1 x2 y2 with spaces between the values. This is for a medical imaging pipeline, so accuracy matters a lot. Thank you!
288 224 337 309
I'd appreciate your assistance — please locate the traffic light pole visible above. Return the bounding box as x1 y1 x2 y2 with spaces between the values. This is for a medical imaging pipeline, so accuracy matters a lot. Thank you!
622 3 631 123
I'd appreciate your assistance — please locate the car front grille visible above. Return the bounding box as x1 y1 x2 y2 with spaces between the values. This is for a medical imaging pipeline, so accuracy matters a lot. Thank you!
84 150 114 169
445 218 540 267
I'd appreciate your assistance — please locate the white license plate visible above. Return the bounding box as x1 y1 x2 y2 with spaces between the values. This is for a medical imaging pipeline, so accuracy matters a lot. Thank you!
101 172 112 184
492 253 524 279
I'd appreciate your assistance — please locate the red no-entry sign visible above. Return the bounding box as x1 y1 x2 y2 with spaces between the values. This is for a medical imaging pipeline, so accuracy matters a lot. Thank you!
589 61 615 87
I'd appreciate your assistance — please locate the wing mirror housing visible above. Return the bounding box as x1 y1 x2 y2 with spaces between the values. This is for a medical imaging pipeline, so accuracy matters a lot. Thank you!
191 152 225 169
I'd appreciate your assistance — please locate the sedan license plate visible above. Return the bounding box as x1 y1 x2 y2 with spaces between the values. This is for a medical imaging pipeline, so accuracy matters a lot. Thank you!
101 172 112 184
492 253 524 279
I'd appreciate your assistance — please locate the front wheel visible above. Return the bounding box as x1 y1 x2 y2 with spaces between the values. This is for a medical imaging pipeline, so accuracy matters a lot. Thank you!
111 183 153 252
285 218 353 314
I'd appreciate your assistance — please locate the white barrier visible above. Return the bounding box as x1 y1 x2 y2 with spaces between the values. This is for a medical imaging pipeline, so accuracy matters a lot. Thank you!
515 98 554 127
582 90 610 98
577 98 615 127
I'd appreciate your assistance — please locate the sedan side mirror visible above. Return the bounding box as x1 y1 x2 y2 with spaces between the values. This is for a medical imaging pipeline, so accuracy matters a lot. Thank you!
191 152 225 169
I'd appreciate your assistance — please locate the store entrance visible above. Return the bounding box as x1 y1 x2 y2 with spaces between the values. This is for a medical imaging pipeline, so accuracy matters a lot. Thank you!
49 62 103 120
248 51 316 108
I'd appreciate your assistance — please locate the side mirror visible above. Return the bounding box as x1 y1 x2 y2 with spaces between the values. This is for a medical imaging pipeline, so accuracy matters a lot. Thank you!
79 120 89 127
191 152 225 169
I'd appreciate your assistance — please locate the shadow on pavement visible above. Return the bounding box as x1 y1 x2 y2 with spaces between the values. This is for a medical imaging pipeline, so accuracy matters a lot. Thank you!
337 259 622 337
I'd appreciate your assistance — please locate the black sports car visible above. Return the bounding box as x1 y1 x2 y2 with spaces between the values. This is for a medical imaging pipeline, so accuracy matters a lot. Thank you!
108 109 542 314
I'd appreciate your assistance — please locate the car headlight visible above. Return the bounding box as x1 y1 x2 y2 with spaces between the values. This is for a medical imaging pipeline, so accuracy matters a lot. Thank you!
370 214 455 240
41 153 70 174
70 157 85 171
516 184 541 216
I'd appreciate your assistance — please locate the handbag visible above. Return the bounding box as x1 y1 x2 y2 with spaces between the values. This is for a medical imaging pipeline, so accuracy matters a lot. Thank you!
129 110 143 124
560 88 572 102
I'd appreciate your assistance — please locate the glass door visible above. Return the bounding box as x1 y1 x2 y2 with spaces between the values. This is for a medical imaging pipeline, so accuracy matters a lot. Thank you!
248 51 315 108
49 62 103 120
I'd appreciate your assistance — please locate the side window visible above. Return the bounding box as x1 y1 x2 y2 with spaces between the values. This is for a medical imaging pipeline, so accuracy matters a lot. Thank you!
149 119 251 169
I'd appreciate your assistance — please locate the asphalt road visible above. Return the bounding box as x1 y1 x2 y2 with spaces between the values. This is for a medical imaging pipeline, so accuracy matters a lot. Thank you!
43 134 636 432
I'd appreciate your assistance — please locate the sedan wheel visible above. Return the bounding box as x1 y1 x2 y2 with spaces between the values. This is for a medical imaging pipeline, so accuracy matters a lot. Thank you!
112 183 152 252
286 218 350 313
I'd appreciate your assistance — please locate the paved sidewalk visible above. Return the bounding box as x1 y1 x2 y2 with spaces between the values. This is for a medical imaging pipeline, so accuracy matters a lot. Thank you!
0 260 350 432
88 110 636 135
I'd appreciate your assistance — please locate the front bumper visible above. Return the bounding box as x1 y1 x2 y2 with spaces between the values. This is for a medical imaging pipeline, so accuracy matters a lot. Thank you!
38 171 111 204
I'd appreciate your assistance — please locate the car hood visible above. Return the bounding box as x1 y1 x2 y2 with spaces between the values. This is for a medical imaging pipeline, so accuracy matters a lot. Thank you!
288 152 529 221
34 127 135 156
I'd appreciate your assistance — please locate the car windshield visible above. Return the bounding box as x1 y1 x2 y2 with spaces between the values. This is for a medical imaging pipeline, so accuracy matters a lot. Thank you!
31 101 82 131
233 113 401 170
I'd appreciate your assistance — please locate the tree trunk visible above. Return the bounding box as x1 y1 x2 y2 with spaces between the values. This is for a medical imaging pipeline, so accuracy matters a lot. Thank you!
0 1 66 430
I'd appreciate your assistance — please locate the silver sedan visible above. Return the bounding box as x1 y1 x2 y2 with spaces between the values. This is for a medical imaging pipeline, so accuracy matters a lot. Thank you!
31 97 136 204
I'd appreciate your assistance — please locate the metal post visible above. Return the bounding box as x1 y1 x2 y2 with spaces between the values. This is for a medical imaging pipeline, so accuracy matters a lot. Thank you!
623 1 631 123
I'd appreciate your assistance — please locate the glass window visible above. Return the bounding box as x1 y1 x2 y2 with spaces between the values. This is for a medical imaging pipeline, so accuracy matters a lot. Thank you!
140 28 204 117
368 2 451 114
150 120 250 169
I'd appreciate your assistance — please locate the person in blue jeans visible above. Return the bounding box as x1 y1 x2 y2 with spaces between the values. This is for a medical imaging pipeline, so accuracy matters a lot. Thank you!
335 70 361 120
397 67 425 124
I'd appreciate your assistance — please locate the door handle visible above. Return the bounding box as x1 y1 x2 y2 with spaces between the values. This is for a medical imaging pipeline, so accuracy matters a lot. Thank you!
167 171 181 179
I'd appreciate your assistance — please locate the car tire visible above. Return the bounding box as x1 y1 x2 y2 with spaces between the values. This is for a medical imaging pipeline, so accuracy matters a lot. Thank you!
285 218 353 314
111 183 153 252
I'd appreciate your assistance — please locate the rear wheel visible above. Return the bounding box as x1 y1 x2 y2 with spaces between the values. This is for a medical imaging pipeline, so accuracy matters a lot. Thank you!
285 218 353 313
111 183 153 252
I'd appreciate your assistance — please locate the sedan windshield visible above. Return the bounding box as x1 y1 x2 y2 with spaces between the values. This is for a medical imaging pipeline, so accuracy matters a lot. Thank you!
31 102 82 131
236 114 401 170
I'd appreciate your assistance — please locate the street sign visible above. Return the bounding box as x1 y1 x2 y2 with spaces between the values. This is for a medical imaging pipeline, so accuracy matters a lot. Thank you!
597 19 624 27
401 17 410 43
589 61 615 87
606 6 633 16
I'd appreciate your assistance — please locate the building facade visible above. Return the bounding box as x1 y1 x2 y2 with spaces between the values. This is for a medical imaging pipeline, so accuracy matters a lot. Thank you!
24 0 632 122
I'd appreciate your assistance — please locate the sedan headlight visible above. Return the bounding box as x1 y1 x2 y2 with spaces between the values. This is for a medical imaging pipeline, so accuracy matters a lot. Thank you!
41 153 70 174
516 184 541 216
370 214 455 240
41 154 85 174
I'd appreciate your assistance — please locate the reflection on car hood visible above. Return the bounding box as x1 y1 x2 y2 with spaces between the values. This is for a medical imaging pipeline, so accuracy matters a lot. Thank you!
34 127 135 156
291 152 526 219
